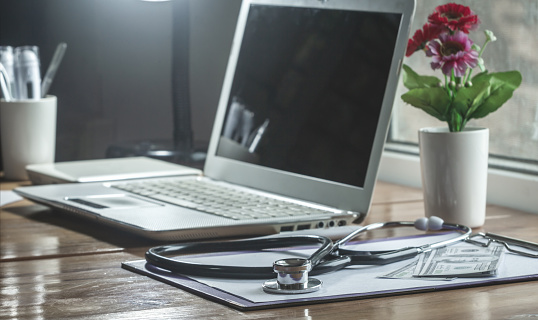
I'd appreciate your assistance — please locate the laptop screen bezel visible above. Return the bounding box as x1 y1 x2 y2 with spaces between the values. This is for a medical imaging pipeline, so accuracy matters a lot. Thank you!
204 0 416 214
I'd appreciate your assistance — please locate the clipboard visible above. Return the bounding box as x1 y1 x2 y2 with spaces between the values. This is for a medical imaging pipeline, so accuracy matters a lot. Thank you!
122 234 538 311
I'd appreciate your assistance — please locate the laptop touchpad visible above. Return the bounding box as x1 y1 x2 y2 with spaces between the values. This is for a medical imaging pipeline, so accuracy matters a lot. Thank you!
67 195 160 209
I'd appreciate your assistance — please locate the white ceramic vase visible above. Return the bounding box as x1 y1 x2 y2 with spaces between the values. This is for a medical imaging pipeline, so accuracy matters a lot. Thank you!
418 127 489 228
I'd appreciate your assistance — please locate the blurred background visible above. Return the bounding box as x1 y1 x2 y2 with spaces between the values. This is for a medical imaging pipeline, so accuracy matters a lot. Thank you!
0 0 241 163
1 0 536 173
390 0 538 173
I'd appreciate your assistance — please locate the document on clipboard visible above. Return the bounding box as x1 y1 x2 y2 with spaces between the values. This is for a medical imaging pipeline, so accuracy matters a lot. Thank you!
122 233 538 311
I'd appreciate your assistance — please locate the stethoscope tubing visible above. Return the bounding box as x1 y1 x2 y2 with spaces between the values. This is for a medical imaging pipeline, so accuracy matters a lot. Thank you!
145 235 334 279
145 220 472 279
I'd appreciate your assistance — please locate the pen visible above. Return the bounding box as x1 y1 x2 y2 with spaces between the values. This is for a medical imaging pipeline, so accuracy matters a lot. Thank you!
248 119 269 153
222 99 245 141
14 46 41 100
0 46 15 99
41 42 67 97
0 63 13 101
241 109 254 146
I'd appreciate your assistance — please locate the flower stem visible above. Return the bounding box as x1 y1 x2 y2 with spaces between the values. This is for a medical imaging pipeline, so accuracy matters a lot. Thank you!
466 37 493 83
465 68 474 84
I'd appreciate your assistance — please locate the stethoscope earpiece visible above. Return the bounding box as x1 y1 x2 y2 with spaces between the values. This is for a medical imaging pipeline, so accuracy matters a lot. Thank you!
414 216 444 231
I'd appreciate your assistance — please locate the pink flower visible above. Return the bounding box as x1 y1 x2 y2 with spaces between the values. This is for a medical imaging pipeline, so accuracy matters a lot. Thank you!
426 31 479 77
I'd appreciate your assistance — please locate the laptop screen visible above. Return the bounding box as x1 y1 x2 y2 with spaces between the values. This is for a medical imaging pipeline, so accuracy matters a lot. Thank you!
216 4 402 188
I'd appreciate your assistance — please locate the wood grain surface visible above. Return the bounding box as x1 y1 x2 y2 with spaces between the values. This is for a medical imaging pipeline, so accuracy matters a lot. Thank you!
1 179 537 319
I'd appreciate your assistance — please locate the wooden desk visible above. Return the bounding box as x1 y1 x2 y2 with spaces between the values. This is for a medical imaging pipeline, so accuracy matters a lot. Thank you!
1 180 537 319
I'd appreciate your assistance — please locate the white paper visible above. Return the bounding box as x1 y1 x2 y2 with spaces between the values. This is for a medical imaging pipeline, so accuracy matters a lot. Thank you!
142 233 537 303
1 190 23 207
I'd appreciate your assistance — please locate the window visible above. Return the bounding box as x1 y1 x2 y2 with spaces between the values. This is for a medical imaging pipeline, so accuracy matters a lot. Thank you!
380 0 538 213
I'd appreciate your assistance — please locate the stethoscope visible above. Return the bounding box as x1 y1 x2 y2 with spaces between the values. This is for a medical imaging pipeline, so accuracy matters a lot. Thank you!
145 216 474 294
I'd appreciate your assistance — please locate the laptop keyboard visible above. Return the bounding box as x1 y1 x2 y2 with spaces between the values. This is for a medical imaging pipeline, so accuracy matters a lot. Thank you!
111 178 334 220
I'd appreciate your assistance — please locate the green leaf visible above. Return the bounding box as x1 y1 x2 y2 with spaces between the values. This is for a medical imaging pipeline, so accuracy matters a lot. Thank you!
402 64 442 90
453 81 491 120
449 108 464 132
451 99 467 117
468 71 522 119
471 71 490 82
401 87 451 121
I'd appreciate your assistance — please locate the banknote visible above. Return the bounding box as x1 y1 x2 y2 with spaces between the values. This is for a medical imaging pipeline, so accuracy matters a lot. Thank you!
381 252 454 280
415 243 504 277
381 242 505 279
380 260 419 279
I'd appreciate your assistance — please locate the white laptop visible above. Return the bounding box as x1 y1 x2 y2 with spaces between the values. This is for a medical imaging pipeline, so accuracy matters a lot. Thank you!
15 0 415 241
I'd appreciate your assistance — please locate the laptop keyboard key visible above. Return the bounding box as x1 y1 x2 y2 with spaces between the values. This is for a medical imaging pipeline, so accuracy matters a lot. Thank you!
150 194 199 210
112 178 335 221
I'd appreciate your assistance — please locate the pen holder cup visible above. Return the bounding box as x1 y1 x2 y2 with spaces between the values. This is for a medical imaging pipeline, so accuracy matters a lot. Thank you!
1 95 57 180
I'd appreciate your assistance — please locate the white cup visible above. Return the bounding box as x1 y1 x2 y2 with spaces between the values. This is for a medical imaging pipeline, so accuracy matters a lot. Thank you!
1 95 57 180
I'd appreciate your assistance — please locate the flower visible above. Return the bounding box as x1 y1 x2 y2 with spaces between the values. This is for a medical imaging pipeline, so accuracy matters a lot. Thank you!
401 3 521 132
428 3 480 33
406 23 443 57
426 31 479 77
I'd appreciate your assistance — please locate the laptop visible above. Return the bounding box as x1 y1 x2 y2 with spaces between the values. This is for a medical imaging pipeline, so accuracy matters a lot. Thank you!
15 0 416 241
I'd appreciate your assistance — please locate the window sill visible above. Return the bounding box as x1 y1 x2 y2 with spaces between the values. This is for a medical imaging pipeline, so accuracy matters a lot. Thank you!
377 150 538 215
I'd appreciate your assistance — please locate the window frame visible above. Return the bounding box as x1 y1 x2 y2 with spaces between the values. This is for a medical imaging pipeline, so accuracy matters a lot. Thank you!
377 144 538 214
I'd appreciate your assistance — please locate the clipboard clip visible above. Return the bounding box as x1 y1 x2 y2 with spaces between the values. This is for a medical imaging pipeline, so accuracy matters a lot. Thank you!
467 233 538 258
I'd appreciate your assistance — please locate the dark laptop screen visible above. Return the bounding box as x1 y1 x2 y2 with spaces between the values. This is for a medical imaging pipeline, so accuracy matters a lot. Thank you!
216 4 401 188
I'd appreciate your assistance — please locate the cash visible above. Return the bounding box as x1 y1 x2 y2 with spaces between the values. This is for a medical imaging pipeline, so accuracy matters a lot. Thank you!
381 242 505 279
416 242 504 277
380 260 419 279
381 251 455 280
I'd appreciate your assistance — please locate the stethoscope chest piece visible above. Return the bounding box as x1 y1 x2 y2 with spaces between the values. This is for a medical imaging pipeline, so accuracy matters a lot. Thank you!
262 258 322 294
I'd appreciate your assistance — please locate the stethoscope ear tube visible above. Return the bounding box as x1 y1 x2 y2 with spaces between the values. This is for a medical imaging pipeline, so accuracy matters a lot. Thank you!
145 235 334 279
340 247 421 265
309 255 351 275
